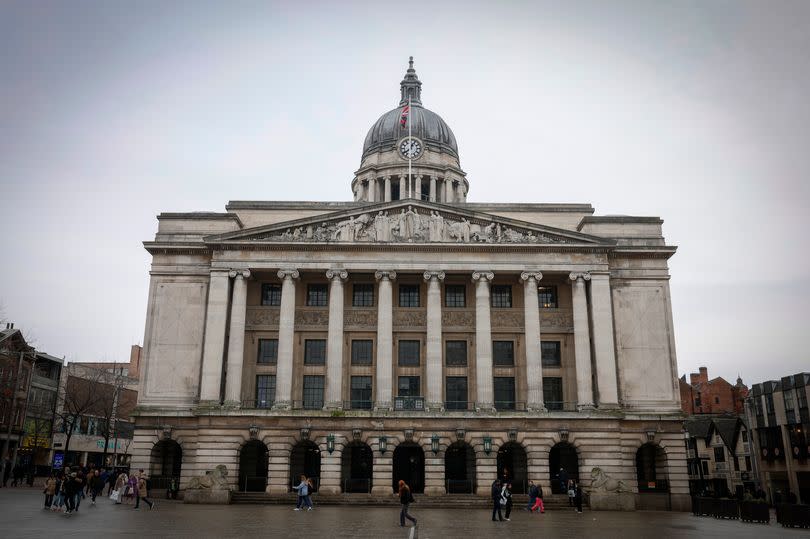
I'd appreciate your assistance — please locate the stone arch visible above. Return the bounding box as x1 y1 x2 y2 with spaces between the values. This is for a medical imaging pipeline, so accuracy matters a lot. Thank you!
549 441 579 494
392 441 425 494
149 439 182 486
636 442 669 493
341 440 373 493
238 439 269 492
497 441 528 494
445 440 476 494
290 439 321 492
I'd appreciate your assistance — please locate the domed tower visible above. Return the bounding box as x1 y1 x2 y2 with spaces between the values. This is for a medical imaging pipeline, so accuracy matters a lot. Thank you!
352 57 468 203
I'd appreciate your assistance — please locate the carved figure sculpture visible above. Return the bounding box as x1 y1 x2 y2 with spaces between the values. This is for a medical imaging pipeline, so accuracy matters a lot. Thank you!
187 465 230 490
589 467 630 493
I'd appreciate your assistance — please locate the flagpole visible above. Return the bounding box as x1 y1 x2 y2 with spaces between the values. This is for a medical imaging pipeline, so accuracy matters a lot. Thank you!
408 96 412 198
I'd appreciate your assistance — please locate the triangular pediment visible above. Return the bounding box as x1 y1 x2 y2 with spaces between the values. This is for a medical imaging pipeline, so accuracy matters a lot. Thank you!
206 200 613 246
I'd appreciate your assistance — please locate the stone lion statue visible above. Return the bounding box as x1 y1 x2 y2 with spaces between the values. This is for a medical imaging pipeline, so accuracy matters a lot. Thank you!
589 467 630 493
187 465 230 490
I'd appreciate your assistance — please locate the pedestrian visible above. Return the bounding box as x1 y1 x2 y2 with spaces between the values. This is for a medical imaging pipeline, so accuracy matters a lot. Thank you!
1 457 11 487
530 482 545 513
167 477 180 500
292 474 310 511
574 482 583 513
567 479 576 506
558 467 568 495
501 482 513 521
112 471 127 504
73 471 85 512
92 470 104 504
305 476 314 510
134 471 155 510
43 474 56 509
396 479 417 527
63 472 77 515
491 479 504 522
527 480 538 511
126 473 137 504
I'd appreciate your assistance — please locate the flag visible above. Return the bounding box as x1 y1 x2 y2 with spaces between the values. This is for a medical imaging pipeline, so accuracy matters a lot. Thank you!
400 104 410 127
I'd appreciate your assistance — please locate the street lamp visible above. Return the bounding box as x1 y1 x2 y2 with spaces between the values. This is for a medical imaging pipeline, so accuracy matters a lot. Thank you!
326 434 335 454
483 436 492 455
379 435 387 454
431 434 440 454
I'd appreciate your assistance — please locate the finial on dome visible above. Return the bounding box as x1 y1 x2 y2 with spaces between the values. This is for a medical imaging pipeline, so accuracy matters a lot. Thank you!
409 56 414 70
400 56 422 106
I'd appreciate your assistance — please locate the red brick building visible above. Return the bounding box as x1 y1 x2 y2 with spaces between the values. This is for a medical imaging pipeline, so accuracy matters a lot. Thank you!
680 367 749 415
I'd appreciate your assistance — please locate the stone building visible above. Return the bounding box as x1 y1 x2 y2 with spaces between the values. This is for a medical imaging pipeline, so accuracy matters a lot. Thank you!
0 324 35 473
684 416 754 497
130 59 688 510
745 373 810 504
679 366 748 415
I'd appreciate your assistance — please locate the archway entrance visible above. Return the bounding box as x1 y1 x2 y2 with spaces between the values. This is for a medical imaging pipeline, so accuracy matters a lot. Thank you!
393 442 425 493
445 442 476 493
239 440 269 492
290 440 321 492
497 442 527 493
636 443 669 493
341 442 373 493
549 442 579 494
150 440 182 492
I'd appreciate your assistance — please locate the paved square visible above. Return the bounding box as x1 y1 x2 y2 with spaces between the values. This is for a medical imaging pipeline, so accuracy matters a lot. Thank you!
0 488 805 538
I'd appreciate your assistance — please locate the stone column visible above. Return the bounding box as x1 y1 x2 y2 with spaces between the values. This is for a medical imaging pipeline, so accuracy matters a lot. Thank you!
374 271 396 410
318 437 342 495
424 271 445 411
399 174 407 199
384 175 391 202
588 272 619 407
325 269 348 409
415 174 422 200
424 440 446 495
224 269 250 406
569 272 594 409
274 269 299 409
367 177 376 203
445 178 454 203
472 271 495 410
199 269 231 404
521 272 546 412
370 441 392 496
429 175 437 202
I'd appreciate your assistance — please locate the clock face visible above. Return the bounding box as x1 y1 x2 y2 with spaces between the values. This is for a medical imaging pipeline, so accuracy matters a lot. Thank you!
399 138 423 159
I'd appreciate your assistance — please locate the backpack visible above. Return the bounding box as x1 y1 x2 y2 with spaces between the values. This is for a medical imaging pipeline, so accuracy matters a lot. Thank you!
408 489 415 504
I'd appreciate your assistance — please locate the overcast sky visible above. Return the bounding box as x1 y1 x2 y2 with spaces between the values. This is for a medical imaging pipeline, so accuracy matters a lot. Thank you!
1 1 808 386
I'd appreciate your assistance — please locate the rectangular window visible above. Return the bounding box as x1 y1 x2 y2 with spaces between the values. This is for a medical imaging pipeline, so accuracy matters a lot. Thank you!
491 285 512 308
541 341 561 367
714 446 725 462
445 341 467 366
351 340 373 365
256 375 276 408
350 376 372 409
304 339 327 365
257 339 278 364
742 430 748 443
744 456 751 471
543 377 563 410
493 341 514 366
306 284 328 307
494 377 515 410
733 456 740 471
399 284 420 307
352 283 374 307
398 376 420 397
538 285 558 308
261 283 282 306
445 376 468 410
444 285 466 308
303 375 324 409
398 340 420 366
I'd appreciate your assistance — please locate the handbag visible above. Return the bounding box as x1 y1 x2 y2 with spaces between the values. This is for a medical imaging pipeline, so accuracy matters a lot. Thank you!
109 489 120 502
568 489 575 497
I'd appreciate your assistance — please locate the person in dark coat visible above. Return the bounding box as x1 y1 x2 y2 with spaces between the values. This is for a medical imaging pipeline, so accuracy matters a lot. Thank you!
574 481 583 513
558 468 568 494
501 482 514 521
396 480 417 527
491 479 504 521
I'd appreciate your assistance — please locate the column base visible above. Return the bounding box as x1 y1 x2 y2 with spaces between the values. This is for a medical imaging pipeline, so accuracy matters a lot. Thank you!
195 400 222 411
325 402 343 411
475 404 495 413
374 403 392 412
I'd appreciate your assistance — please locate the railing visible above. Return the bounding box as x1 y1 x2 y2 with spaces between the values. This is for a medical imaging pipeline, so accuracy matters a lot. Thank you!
149 476 177 492
343 478 371 493
239 475 268 492
493 401 527 412
638 479 669 493
444 401 473 411
290 476 319 493
394 396 425 411
446 479 475 494
343 400 373 410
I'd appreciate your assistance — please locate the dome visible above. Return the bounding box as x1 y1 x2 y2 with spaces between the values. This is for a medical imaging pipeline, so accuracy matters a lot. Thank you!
361 57 459 160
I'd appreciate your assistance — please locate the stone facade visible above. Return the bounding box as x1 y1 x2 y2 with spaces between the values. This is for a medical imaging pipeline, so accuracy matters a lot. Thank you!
131 60 688 510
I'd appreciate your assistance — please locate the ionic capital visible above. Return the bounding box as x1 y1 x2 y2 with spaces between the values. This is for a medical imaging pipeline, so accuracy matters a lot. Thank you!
383 175 391 181
228 269 251 279
277 269 300 281
471 271 494 283
374 270 397 281
422 271 446 282
326 269 348 281
569 272 591 283
520 271 543 283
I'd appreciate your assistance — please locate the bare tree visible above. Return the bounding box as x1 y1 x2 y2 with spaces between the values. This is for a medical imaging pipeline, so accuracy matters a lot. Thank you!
56 366 112 464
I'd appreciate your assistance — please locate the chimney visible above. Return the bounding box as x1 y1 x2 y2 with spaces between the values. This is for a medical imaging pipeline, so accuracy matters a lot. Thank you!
699 367 708 384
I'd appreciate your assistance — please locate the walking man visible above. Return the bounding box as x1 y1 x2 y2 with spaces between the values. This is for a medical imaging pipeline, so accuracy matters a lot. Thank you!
491 479 504 521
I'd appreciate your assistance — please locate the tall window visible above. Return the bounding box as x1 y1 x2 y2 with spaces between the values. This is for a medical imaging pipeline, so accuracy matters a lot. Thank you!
399 284 420 307
445 376 468 410
494 377 515 410
491 285 512 308
541 341 561 367
398 376 420 397
445 341 467 366
304 339 327 365
714 447 725 462
538 285 558 308
306 284 328 307
398 340 420 366
543 377 563 410
444 285 466 307
350 376 372 409
352 283 374 307
351 340 373 365
257 339 278 364
303 375 324 409
261 283 282 306
256 375 276 408
493 341 514 366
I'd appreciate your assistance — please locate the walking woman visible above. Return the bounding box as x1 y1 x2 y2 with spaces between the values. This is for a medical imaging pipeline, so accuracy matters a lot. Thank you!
43 474 56 509
501 482 513 521
112 471 128 505
396 480 417 527
292 475 312 511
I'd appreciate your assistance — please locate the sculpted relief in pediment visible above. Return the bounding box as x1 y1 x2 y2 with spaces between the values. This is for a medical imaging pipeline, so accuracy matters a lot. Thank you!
257 206 572 244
